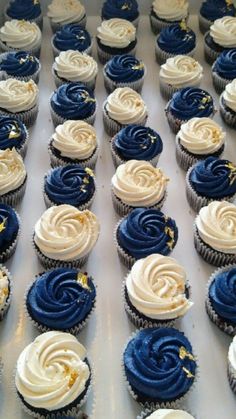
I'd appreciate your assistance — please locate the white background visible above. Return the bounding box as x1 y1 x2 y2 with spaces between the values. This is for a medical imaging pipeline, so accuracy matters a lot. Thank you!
0 2 235 419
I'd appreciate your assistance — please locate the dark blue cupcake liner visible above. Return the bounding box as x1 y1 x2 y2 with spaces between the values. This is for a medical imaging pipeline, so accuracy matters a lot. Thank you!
0 104 39 128
48 139 99 170
50 15 87 34
0 265 12 321
219 93 236 128
50 103 96 127
52 63 96 90
0 52 41 84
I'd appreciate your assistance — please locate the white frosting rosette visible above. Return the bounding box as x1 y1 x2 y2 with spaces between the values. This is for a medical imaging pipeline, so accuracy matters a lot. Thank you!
210 16 236 47
97 18 136 48
0 148 26 196
125 254 192 321
0 78 38 113
15 331 90 412
0 269 9 310
228 336 236 377
222 78 236 112
152 0 189 21
47 0 85 24
0 20 41 53
140 409 194 419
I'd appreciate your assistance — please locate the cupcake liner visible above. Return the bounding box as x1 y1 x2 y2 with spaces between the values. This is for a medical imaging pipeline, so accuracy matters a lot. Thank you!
110 137 160 168
4 7 43 30
160 78 201 101
198 14 211 35
194 222 236 267
0 211 20 264
52 64 96 90
150 13 189 35
219 94 236 128
97 42 137 65
0 104 38 128
204 34 219 65
114 219 136 269
212 70 231 95
165 103 216 134
0 175 27 207
51 35 92 58
48 140 99 170
155 42 196 66
205 265 236 336
50 15 87 34
228 361 236 394
0 52 41 84
175 136 224 172
0 265 12 321
103 66 146 94
103 103 147 137
185 167 235 213
111 188 167 217
50 104 96 128
7 126 29 159
0 39 41 59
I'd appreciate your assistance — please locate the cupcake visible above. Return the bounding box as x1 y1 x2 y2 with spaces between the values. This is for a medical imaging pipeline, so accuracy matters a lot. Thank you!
50 83 96 127
48 120 98 169
96 18 137 64
159 55 203 100
212 49 236 94
123 327 197 407
0 51 41 84
0 148 27 206
0 265 12 320
52 51 98 89
165 87 216 134
219 78 236 128
115 207 178 269
0 78 39 127
4 0 43 29
0 203 20 263
123 254 193 329
43 165 96 210
25 268 96 334
199 0 236 35
103 87 148 136
0 20 42 58
138 409 195 419
15 331 91 417
176 117 225 171
150 0 189 35
204 16 236 64
33 204 100 269
111 124 163 168
103 54 146 93
155 22 196 65
0 116 29 158
102 0 139 27
206 264 236 336
194 200 236 266
51 24 92 58
111 160 169 216
228 335 236 394
47 0 86 33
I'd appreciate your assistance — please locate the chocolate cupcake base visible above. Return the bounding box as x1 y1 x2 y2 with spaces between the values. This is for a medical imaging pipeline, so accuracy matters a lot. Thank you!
103 103 147 137
52 65 96 90
96 38 137 65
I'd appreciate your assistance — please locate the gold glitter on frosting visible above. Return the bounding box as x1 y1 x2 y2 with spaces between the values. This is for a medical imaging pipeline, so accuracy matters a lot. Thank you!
179 19 188 31
77 272 91 290
0 217 7 233
179 346 195 361
182 366 195 379
165 226 175 249
9 123 20 139
121 3 131 10
226 162 236 185
85 167 94 177
132 63 144 71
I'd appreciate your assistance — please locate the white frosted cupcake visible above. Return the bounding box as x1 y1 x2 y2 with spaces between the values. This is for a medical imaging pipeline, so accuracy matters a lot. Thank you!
47 0 87 33
96 18 137 64
49 120 98 169
0 148 27 206
159 55 203 100
204 16 236 64
228 336 236 395
150 0 189 34
123 254 192 329
111 160 169 216
0 20 42 57
194 200 236 267
138 408 195 419
176 117 226 171
0 265 12 320
103 87 148 136
15 331 92 417
33 204 100 269
52 50 98 90
0 78 38 127
219 78 236 128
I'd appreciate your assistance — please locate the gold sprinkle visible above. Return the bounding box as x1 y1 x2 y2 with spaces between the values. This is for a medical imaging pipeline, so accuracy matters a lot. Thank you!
9 123 20 139
75 214 86 224
81 92 96 103
68 371 79 388
77 272 91 291
148 133 157 143
180 19 188 31
121 3 131 10
27 81 35 93
76 35 85 40
2 288 9 297
226 0 233 5
226 162 236 185
131 63 144 71
182 367 195 379
34 0 39 4
64 365 70 374
83 176 90 184
179 346 195 361
85 167 94 177
0 217 7 233
165 226 175 250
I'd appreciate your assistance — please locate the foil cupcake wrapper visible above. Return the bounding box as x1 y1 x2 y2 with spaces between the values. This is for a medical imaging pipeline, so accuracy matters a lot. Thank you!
51 35 92 58
0 265 12 321
50 104 96 128
0 176 27 207
155 41 196 66
103 102 147 137
0 211 21 263
228 361 236 395
150 13 189 35
97 42 137 65
52 64 96 90
198 13 211 35
219 93 236 128
160 78 201 101
4 8 43 29
110 137 160 168
48 140 99 170
50 15 87 34
204 34 220 65
0 39 41 58
0 52 41 84
103 66 145 94
114 219 136 269
212 70 230 95
0 104 38 128
193 222 236 267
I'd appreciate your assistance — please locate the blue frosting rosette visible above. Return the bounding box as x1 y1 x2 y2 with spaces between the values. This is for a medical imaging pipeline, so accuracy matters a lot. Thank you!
157 23 196 55
52 24 92 54
200 0 236 21
123 327 197 404
212 49 236 90
167 87 214 121
0 203 19 256
26 268 96 333
0 117 28 153
0 51 39 78
6 0 41 20
102 0 139 22
105 54 144 83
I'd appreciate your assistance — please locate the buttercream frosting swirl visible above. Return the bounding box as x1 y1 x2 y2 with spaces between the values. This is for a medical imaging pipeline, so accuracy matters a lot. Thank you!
0 78 38 113
105 87 147 124
15 331 90 410
196 200 236 254
52 120 97 160
157 24 196 54
123 327 196 401
117 207 178 259
0 51 39 77
97 18 136 48
105 54 144 82
53 25 91 53
102 0 139 22
47 0 85 24
126 254 192 320
0 148 26 195
228 335 236 375
6 0 42 20
160 55 203 88
34 205 100 261
0 204 19 251
146 410 195 419
0 267 9 309
177 117 225 155
222 78 236 111
210 16 236 47
0 20 41 51
0 116 28 151
54 51 97 83
213 49 236 80
26 268 96 330
112 160 168 206
168 87 214 120
152 0 189 21
209 266 236 324
200 0 236 21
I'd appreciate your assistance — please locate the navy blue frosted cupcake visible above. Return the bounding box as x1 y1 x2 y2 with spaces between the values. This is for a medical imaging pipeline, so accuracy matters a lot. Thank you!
212 49 236 94
102 0 139 27
165 87 216 134
115 207 178 269
50 82 97 127
204 16 236 64
150 0 189 35
104 54 146 93
155 22 196 65
0 51 40 84
0 117 29 158
206 265 236 336
51 24 92 58
26 268 96 334
123 327 197 407
199 0 236 34
0 203 20 263
186 157 236 212
111 125 163 167
44 165 96 210
5 0 43 29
